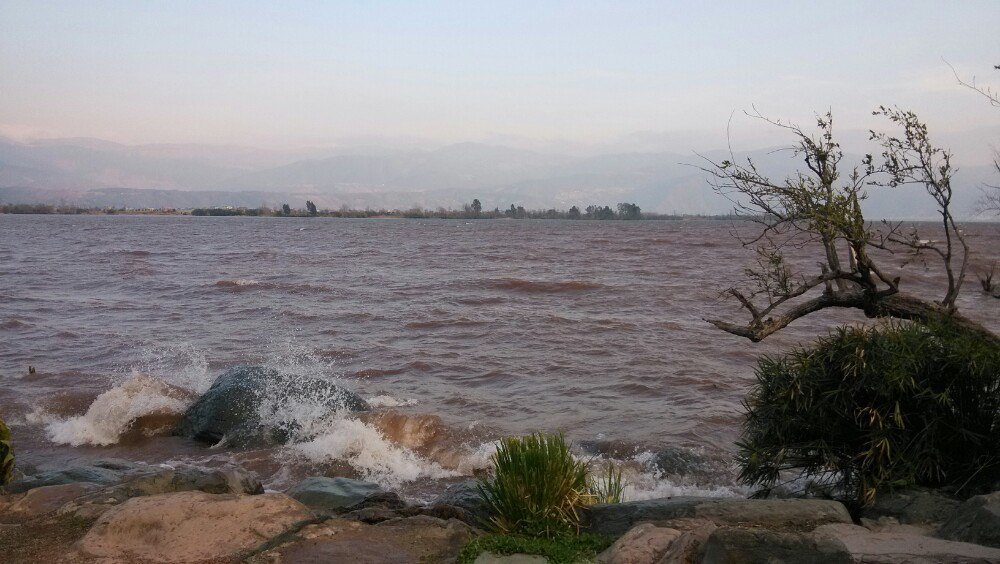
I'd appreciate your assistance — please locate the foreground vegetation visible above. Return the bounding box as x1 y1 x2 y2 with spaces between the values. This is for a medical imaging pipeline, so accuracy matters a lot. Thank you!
739 321 1000 509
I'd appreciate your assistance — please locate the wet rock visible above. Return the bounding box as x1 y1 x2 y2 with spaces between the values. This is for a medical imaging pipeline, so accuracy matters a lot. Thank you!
583 497 851 537
6 458 141 493
596 523 682 564
652 446 709 477
287 476 386 512
248 515 473 564
175 365 369 447
58 463 263 519
862 487 961 525
0 482 100 521
657 518 719 563
76 491 312 562
937 491 1000 548
430 479 491 527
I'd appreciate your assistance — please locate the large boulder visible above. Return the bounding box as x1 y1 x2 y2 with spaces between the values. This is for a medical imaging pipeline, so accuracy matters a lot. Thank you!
937 491 1000 548
287 476 386 512
583 497 851 537
76 491 312 562
430 479 492 527
0 482 101 522
175 365 369 446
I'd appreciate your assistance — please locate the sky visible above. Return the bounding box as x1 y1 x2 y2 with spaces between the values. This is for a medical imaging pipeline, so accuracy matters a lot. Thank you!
1 1 999 161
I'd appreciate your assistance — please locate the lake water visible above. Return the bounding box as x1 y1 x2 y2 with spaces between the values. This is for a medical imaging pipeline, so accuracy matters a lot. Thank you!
1 215 997 500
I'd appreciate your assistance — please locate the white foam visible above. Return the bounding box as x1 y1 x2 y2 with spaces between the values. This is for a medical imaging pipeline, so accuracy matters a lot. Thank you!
287 416 460 488
45 373 190 446
368 395 417 408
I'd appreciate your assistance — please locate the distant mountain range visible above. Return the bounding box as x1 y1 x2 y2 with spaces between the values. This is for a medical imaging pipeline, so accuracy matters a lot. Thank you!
1 136 995 219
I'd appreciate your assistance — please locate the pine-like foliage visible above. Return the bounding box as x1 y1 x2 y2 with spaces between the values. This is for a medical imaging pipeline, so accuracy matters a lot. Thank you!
738 321 1000 508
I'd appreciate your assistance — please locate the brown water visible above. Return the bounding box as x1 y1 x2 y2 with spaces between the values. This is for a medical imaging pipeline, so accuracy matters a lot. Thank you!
1 215 997 500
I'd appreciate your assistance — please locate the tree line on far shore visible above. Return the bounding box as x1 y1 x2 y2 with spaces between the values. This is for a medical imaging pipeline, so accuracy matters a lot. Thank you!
1 200 732 220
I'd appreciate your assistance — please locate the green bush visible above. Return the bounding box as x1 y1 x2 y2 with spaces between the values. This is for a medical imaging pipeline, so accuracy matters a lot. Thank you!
589 460 626 505
738 321 1000 508
478 433 591 537
0 416 13 488
458 533 613 564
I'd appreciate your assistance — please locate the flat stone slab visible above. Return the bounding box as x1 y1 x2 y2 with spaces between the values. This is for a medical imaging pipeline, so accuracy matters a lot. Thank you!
583 496 851 536
287 476 385 511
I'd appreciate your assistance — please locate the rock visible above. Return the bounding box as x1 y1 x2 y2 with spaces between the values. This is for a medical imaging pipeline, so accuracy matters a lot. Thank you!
657 518 718 563
702 527 849 564
596 523 682 564
76 491 312 562
0 482 100 521
249 515 473 563
474 553 549 564
6 458 141 493
652 447 709 478
430 479 491 527
863 487 961 525
583 497 851 537
287 476 385 512
937 491 1000 548
701 522 1000 563
175 365 369 447
815 523 1000 563
58 463 263 520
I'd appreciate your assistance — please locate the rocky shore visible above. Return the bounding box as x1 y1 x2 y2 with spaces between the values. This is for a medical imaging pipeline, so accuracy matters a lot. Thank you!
3 457 1000 563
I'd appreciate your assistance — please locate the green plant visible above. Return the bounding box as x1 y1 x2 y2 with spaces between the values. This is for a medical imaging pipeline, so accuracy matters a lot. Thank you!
477 433 591 537
588 461 625 505
0 416 13 488
738 321 1000 508
458 533 613 564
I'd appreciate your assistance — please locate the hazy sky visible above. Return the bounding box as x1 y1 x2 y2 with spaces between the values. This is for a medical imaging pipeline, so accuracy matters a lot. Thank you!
2 1 998 159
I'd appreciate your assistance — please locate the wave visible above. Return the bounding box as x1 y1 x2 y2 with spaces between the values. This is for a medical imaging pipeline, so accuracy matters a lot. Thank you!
404 318 488 330
0 318 29 330
486 278 603 294
44 373 194 446
213 279 330 294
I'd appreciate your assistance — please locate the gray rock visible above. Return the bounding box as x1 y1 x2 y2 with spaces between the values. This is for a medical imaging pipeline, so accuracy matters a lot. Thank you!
6 459 142 493
57 463 263 519
937 491 1000 548
863 487 961 525
287 476 385 511
430 479 492 527
583 497 852 537
175 365 369 447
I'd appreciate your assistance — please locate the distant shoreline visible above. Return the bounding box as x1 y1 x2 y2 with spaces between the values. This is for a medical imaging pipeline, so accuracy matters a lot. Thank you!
0 202 738 221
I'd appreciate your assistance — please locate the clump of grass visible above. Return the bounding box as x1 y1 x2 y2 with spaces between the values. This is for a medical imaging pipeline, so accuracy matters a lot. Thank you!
588 460 625 505
458 533 613 564
477 433 591 537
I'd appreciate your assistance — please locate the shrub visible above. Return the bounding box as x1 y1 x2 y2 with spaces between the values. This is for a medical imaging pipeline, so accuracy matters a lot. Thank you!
738 321 1000 508
0 416 13 487
478 433 591 537
458 533 613 564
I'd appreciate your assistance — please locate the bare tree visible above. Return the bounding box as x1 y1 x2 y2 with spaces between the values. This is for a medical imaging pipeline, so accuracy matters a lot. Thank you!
701 108 998 344
948 61 1000 214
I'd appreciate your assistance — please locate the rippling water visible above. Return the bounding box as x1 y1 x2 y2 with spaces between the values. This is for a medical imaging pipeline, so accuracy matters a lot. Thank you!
1 215 997 499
